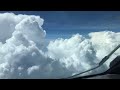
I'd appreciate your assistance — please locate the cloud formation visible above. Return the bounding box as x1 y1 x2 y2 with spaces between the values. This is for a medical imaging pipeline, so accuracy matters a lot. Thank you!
0 13 120 78
0 13 72 79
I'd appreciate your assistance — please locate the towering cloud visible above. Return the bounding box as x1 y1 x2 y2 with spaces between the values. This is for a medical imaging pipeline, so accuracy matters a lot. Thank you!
0 13 72 79
0 13 119 79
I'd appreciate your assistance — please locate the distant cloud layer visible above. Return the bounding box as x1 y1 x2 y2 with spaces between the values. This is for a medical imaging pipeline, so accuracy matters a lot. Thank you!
0 13 120 78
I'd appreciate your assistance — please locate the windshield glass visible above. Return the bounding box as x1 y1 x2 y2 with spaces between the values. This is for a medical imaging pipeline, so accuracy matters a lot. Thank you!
0 11 120 79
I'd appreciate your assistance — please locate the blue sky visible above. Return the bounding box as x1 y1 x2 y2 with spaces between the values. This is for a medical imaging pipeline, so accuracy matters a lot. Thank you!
1 11 120 39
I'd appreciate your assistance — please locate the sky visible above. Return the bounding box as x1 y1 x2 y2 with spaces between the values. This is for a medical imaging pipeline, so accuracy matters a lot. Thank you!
1 11 120 39
0 12 119 79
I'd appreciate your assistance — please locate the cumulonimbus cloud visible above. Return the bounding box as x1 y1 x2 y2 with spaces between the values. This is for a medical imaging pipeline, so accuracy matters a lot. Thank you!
0 13 119 79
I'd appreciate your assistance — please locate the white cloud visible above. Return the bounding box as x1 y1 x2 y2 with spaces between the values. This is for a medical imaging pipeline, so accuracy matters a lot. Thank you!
0 13 72 79
47 31 120 75
27 65 40 75
0 13 119 79
89 31 120 66
47 34 98 73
